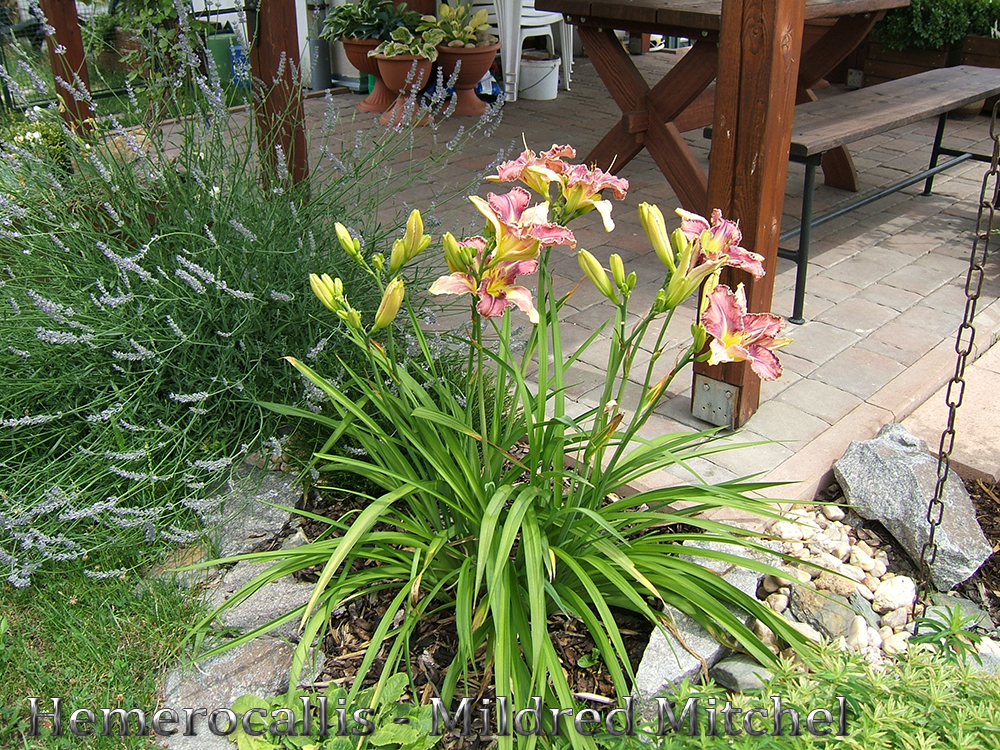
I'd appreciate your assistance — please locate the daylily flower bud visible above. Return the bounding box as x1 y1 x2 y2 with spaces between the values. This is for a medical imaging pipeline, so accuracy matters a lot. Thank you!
626 271 637 292
335 223 363 264
691 322 708 354
337 306 363 331
609 253 626 290
372 253 385 274
309 273 340 312
638 203 674 271
372 278 405 332
653 288 669 314
391 209 432 273
443 232 465 273
578 249 618 303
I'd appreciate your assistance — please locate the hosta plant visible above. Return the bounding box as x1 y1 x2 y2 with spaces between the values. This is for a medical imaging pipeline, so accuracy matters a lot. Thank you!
193 145 811 750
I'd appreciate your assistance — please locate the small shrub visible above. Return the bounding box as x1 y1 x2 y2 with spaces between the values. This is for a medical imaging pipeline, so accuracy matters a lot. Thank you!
0 11 500 587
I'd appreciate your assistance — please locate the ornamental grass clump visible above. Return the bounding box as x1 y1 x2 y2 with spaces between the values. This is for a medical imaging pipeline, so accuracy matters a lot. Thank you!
195 144 812 747
0 3 499 587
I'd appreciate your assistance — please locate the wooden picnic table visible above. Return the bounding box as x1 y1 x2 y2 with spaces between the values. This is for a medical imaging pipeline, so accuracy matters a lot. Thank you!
536 0 910 213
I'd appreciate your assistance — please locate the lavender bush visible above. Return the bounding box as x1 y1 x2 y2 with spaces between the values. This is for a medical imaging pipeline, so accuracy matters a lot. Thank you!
0 7 502 587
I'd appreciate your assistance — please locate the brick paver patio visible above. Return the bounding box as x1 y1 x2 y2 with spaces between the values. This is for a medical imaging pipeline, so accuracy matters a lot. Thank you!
301 48 1000 520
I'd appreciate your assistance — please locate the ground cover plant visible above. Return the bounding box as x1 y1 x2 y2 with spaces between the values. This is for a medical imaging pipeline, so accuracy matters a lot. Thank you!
193 145 817 750
223 643 1000 749
0 1 499 589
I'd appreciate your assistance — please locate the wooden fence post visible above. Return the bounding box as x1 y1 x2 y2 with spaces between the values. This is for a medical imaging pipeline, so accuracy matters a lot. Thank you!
39 0 94 132
247 0 308 186
690 0 805 428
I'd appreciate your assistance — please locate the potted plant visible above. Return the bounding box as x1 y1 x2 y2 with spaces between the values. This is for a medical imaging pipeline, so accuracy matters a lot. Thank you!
417 3 500 116
369 26 439 125
321 0 423 113
864 0 969 84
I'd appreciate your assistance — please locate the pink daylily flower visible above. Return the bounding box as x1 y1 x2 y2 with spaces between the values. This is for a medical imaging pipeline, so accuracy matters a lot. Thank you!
489 144 577 195
676 208 765 279
561 163 630 231
701 283 791 380
429 259 540 324
470 187 576 259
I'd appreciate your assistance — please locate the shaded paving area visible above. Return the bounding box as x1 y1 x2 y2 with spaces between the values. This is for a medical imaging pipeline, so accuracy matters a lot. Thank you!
297 49 1000 516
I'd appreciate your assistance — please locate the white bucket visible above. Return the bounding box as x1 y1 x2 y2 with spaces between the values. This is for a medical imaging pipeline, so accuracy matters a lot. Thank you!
518 57 559 100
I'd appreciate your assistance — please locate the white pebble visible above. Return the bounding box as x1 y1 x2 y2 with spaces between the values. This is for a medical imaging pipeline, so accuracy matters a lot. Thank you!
870 559 887 578
822 504 846 521
879 625 894 642
841 564 866 583
855 539 874 557
873 576 916 614
880 606 909 630
847 616 869 651
766 593 789 613
867 626 883 649
854 582 875 601
882 631 911 656
863 575 880 592
772 520 803 541
834 540 852 562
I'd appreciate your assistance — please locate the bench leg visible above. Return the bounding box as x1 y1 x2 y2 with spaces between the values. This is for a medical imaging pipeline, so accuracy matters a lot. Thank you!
790 158 819 325
922 113 949 196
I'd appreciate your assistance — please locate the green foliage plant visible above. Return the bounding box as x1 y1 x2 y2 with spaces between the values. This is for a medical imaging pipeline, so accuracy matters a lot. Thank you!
370 26 442 61
910 603 985 664
321 0 423 41
0 5 498 587
871 0 976 51
416 3 498 48
193 144 814 750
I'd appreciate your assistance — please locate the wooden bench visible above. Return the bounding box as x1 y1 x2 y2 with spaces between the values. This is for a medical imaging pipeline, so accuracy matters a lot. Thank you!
709 65 1000 323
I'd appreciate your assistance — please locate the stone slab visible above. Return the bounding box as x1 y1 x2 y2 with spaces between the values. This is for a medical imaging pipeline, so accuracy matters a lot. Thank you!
902 357 1000 483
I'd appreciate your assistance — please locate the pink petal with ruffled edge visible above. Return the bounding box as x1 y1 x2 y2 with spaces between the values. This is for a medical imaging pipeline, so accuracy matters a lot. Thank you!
429 272 476 296
503 286 539 324
747 345 783 380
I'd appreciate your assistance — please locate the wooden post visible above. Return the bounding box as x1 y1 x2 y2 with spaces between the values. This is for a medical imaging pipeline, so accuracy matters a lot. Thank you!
691 0 805 428
247 0 308 186
39 0 94 132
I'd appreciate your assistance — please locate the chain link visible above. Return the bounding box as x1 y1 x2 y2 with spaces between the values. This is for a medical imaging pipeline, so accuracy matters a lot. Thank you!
915 102 999 609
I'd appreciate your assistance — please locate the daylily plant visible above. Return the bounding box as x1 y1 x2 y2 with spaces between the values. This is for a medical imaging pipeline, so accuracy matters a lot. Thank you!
204 144 806 750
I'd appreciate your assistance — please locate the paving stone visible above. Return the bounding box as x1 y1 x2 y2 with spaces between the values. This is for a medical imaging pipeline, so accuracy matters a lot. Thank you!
774 379 863 424
215 466 298 558
881 265 950 296
811 347 906 400
744 400 830 445
854 283 924 313
815 297 900 335
782 321 860 365
856 321 941 366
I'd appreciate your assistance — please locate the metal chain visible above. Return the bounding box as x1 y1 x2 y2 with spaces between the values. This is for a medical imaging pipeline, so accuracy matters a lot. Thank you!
915 102 1000 611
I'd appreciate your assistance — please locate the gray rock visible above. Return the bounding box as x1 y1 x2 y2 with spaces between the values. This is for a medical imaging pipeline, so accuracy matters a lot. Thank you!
710 655 773 693
203 561 315 641
163 637 324 749
789 585 856 639
633 541 772 711
833 423 991 591
969 652 1000 676
848 590 881 630
214 464 300 558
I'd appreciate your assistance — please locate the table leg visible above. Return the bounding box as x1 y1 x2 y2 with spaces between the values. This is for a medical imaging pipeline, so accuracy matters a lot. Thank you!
579 27 716 211
796 13 885 192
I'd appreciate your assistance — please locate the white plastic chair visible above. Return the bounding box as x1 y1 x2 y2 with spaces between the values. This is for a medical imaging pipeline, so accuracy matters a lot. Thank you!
468 0 572 101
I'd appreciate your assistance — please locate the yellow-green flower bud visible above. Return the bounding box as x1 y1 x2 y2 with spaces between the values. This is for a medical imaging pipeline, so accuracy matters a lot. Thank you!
309 273 340 312
443 232 464 272
391 209 431 273
335 223 363 264
626 271 637 292
578 249 618 303
609 253 626 290
372 278 405 332
691 322 708 353
638 203 674 271
653 288 669 314
337 306 362 331
372 253 385 274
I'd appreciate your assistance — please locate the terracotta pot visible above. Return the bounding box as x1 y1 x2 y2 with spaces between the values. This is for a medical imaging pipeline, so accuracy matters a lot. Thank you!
435 43 500 117
341 37 396 113
373 54 433 126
